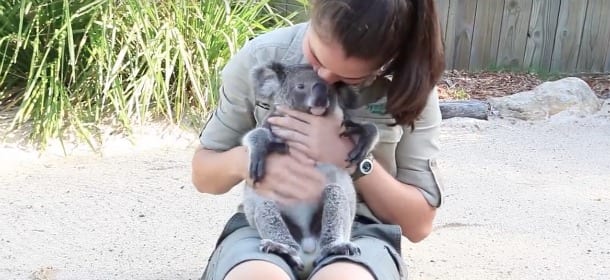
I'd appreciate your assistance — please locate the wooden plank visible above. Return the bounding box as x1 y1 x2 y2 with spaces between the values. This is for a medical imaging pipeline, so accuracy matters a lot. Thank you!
469 0 505 71
443 0 458 69
435 0 451 46
496 0 534 70
444 0 477 70
550 0 588 73
576 0 610 73
523 0 561 73
607 43 610 72
452 0 477 70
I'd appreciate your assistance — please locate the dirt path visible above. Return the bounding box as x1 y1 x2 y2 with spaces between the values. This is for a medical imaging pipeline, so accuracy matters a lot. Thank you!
1 114 609 280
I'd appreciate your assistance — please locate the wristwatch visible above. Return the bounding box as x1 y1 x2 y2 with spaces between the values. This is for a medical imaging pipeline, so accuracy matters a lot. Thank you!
350 153 374 181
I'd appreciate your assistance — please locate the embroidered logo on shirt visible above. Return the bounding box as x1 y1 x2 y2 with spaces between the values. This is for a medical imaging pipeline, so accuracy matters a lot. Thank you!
367 103 386 115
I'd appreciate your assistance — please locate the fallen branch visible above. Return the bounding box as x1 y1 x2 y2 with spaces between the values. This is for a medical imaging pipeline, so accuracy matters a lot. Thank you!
439 100 490 120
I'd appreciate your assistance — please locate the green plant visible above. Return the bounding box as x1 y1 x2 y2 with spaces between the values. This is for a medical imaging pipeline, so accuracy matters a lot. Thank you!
0 0 294 151
451 88 470 100
270 0 310 21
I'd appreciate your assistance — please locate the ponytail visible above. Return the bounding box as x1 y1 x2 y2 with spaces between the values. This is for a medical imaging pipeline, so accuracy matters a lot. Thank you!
385 0 445 129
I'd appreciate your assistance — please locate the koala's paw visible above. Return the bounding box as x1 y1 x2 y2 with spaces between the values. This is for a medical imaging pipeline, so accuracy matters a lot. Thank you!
248 152 267 183
341 121 378 166
340 122 367 164
347 139 371 167
340 120 362 136
347 143 369 165
259 239 304 271
268 141 289 154
315 241 361 266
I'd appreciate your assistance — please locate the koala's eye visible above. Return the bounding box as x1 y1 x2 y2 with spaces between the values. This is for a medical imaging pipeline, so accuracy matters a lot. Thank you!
296 83 305 90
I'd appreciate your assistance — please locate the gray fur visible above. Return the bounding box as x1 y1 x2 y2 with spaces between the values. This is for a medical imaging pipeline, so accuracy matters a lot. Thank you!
241 61 379 273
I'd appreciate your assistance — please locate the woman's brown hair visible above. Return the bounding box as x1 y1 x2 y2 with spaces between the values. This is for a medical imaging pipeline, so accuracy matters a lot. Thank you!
310 0 445 129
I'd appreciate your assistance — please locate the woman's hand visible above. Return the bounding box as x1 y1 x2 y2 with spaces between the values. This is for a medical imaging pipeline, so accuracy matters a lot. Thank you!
245 147 326 205
266 106 354 168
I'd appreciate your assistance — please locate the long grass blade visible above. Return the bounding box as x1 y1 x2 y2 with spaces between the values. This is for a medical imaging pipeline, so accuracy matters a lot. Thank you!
0 0 299 151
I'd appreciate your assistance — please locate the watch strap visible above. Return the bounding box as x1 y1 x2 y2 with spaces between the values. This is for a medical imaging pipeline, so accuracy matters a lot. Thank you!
350 153 374 181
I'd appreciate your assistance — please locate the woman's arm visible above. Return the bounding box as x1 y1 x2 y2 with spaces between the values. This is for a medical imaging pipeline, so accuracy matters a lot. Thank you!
191 145 248 194
192 142 328 204
354 162 436 242
361 88 443 242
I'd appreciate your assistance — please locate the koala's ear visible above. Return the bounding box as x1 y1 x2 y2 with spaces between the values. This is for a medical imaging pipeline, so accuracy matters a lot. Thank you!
250 62 286 98
336 83 361 109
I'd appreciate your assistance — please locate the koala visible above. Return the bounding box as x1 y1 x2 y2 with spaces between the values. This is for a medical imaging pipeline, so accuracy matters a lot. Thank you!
240 61 379 273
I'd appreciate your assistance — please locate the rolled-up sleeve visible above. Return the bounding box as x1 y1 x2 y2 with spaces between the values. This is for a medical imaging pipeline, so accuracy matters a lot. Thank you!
198 41 258 151
395 88 445 208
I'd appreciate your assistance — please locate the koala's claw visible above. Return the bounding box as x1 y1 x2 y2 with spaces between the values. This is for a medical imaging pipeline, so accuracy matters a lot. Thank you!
340 121 370 165
248 154 266 183
268 141 289 154
315 241 361 266
347 143 369 165
259 239 305 271
248 142 288 182
341 119 360 129
340 121 363 138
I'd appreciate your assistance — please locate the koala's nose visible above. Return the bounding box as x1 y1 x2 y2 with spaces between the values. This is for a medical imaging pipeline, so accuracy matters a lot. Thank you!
311 82 330 108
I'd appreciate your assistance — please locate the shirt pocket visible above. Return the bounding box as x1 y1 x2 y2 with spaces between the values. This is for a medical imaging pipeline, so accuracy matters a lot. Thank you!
371 122 403 176
253 101 272 125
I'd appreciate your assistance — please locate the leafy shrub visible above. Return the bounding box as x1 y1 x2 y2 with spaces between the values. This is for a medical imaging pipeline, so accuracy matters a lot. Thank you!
0 0 295 149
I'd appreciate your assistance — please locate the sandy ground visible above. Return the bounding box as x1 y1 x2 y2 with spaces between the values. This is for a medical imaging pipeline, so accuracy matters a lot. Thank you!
1 112 609 280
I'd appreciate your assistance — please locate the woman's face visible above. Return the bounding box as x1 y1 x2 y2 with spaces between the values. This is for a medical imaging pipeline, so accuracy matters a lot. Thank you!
302 25 380 86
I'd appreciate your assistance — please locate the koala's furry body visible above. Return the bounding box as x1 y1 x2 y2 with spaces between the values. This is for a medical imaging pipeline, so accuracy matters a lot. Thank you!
241 61 379 273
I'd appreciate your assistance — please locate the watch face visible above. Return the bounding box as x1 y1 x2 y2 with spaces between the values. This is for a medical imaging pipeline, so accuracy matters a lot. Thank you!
360 159 373 174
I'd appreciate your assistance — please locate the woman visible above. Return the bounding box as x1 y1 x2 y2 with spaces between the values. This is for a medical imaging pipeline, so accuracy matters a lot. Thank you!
192 0 445 279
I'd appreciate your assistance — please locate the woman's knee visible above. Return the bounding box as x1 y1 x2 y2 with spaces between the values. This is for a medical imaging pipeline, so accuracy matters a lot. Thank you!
309 261 375 280
224 260 292 280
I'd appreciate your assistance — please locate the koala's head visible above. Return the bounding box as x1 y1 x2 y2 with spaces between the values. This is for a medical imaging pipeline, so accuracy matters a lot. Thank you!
250 62 334 116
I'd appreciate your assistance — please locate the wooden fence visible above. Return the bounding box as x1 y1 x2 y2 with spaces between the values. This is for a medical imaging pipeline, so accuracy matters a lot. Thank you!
437 0 610 74
272 0 610 74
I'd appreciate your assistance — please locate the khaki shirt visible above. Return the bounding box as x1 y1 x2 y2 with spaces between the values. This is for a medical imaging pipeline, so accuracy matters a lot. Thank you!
199 22 445 221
